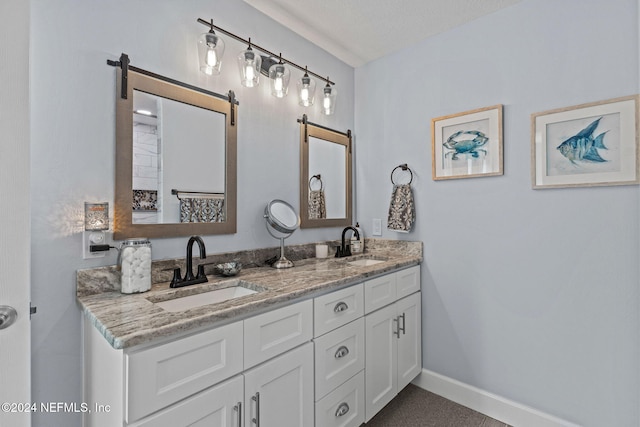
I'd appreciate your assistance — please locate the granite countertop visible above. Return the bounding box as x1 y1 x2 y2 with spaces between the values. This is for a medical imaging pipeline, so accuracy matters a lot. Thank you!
77 239 422 350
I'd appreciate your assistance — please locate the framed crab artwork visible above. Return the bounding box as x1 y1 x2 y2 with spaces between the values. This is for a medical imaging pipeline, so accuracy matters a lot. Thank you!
531 95 639 189
431 104 503 180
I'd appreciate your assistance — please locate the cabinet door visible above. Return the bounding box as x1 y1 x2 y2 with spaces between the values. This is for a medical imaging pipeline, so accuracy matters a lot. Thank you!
364 303 397 422
396 292 422 391
244 342 314 427
128 375 243 427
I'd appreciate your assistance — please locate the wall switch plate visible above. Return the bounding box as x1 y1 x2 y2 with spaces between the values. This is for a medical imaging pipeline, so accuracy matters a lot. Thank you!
372 218 382 236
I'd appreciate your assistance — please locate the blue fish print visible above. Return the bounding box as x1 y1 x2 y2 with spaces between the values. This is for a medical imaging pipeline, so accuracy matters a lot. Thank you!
557 117 607 164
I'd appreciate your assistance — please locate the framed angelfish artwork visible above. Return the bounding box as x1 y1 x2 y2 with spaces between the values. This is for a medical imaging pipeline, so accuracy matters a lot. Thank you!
531 95 639 189
431 104 503 180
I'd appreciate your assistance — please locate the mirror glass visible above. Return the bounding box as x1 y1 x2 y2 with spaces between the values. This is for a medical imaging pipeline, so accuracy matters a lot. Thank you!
115 68 237 239
132 91 226 224
300 121 352 228
308 137 346 218
265 199 300 233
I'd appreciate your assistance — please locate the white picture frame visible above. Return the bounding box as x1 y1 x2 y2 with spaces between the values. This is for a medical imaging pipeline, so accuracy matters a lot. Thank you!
432 105 503 180
531 95 639 189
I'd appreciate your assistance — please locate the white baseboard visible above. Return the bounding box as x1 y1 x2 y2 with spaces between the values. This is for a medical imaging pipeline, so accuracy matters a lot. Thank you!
412 369 581 427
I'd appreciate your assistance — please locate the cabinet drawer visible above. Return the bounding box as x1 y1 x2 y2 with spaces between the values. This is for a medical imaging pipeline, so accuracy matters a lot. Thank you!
127 374 243 427
314 284 364 337
244 299 313 369
125 320 243 423
314 317 365 399
315 371 365 427
364 274 397 314
396 265 420 300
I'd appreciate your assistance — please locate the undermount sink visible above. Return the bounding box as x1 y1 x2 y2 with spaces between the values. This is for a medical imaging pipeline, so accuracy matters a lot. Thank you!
149 280 264 312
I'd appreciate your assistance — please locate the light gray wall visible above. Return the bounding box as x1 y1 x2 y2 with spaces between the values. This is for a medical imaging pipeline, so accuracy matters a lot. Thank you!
355 0 639 426
30 0 353 425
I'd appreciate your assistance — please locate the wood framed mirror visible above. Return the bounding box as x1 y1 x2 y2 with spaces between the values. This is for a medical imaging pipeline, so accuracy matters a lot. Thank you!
114 64 237 239
299 116 352 228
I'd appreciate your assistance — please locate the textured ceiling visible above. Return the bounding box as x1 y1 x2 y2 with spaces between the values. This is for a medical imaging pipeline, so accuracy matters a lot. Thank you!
243 0 521 67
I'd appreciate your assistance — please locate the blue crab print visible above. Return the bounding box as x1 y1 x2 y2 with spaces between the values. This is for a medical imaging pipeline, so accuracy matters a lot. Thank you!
443 130 488 160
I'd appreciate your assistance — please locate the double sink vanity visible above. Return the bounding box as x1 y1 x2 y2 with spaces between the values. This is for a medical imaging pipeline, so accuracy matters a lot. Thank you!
78 239 422 427
84 53 425 427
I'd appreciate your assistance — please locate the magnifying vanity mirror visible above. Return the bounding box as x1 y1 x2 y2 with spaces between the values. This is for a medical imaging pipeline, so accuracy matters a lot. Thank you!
113 64 237 239
299 116 352 228
264 199 300 268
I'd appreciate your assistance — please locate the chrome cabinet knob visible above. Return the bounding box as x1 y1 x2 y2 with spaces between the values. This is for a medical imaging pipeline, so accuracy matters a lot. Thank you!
334 301 349 313
335 402 350 417
334 345 350 359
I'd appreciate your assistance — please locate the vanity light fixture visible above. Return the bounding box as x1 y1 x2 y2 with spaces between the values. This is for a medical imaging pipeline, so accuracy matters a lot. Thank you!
269 54 290 98
321 77 337 115
237 38 261 87
198 20 225 75
196 18 336 106
297 67 316 107
83 202 111 259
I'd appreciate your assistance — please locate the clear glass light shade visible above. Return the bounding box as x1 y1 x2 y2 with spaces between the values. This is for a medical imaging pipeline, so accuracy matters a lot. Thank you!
321 84 337 115
198 31 225 75
297 74 316 107
269 63 290 98
84 202 109 231
237 49 261 87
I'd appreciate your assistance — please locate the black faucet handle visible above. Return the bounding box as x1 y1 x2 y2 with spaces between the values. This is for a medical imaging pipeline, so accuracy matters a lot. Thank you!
196 264 206 279
335 246 342 257
170 268 182 288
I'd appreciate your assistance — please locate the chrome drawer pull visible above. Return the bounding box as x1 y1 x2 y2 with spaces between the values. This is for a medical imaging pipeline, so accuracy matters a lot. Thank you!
252 392 260 426
393 317 400 338
234 402 242 427
335 402 350 417
334 301 349 313
334 345 350 359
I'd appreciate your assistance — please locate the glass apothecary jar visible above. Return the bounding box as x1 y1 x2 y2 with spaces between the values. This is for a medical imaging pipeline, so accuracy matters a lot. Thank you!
118 238 152 294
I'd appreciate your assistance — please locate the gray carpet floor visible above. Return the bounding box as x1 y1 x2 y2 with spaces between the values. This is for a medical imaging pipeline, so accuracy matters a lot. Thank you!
363 384 511 427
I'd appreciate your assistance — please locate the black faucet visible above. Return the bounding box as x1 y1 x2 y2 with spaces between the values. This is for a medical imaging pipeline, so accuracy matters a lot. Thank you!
335 226 360 258
170 235 208 288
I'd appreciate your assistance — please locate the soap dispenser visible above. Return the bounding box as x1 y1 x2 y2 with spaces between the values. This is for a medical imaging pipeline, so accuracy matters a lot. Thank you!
351 222 364 253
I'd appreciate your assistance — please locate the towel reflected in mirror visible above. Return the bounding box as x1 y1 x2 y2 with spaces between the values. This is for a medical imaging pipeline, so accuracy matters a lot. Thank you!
308 174 326 219
179 194 225 223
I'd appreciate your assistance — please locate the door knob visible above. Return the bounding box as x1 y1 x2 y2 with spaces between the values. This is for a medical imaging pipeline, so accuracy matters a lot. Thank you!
0 306 17 330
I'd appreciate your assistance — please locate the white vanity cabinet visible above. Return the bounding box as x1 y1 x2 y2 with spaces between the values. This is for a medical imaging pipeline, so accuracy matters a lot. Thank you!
82 265 420 427
312 264 422 426
83 300 313 427
313 284 366 427
364 266 422 422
